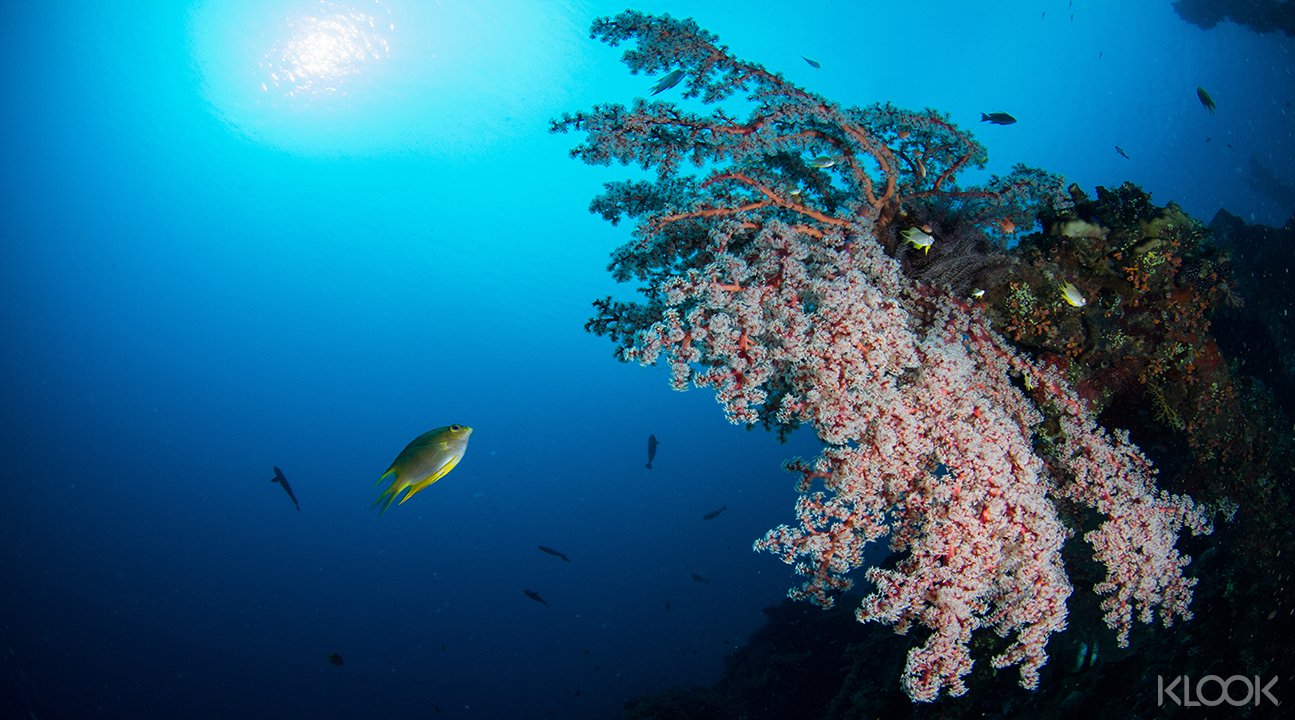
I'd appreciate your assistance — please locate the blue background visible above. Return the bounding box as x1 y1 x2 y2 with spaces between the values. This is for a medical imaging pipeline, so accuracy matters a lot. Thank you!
2 1 1290 717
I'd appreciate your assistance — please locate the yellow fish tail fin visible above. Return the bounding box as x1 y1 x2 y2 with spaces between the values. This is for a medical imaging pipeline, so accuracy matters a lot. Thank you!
372 473 407 516
372 489 394 515
376 467 397 487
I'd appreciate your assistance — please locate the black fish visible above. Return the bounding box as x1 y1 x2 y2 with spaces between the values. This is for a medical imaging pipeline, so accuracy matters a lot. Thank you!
801 56 820 69
645 434 659 469
538 545 571 562
327 652 344 666
271 466 300 511
524 589 548 606
701 505 727 520
691 572 709 584
1196 86 1216 113
1115 145 1130 159
981 112 1017 125
665 600 671 613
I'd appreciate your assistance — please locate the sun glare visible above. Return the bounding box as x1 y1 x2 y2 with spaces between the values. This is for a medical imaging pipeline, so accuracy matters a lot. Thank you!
259 0 393 99
191 0 577 155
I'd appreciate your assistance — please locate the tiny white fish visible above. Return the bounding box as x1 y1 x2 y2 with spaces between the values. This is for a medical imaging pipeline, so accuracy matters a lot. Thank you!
807 155 835 169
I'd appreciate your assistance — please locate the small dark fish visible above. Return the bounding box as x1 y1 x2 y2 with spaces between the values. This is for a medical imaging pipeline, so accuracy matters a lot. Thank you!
1041 10 1046 19
650 69 684 95
1115 145 1130 159
645 434 658 469
271 466 300 511
691 573 710 584
801 56 820 69
327 652 344 666
981 112 1017 125
1098 50 1103 60
665 600 672 613
524 589 548 606
1196 86 1216 113
538 545 570 562
701 505 728 520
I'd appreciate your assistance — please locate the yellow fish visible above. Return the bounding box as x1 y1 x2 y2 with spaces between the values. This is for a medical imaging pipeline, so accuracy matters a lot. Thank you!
374 425 473 514
901 227 935 254
1060 281 1087 308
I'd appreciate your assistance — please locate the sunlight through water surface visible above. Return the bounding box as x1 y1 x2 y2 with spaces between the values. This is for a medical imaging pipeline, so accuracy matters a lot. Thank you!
190 0 581 155
259 0 393 99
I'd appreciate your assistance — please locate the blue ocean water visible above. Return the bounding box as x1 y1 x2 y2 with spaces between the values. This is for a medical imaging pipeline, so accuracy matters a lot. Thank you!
1 1 1290 718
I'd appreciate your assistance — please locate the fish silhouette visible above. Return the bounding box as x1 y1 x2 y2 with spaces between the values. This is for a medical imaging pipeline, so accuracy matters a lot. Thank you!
650 69 684 95
1196 86 1216 113
646 434 659 469
538 545 571 562
271 466 300 511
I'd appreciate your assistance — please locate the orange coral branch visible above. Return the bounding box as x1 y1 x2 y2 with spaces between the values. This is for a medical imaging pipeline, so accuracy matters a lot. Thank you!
705 172 852 228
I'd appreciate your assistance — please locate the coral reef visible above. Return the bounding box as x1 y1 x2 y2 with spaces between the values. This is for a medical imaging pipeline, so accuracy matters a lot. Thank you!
1173 0 1295 36
555 12 1230 703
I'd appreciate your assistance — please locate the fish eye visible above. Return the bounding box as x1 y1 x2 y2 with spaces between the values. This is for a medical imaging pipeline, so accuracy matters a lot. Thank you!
449 424 461 431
